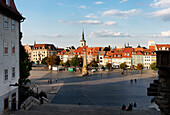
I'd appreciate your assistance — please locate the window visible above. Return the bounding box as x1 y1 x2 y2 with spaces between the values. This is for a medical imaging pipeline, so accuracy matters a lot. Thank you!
12 67 15 78
4 42 8 54
12 43 15 54
4 17 8 28
4 69 8 81
6 0 10 6
11 20 15 30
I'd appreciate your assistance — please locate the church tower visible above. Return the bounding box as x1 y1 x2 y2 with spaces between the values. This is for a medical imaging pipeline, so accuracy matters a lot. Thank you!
80 30 86 47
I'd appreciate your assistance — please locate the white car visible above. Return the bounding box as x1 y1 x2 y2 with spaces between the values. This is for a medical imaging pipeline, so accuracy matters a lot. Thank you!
91 69 96 72
99 69 104 71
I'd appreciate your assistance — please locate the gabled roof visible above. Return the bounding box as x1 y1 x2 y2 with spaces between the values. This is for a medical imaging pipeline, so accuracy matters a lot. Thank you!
33 44 57 50
0 0 24 20
156 44 170 50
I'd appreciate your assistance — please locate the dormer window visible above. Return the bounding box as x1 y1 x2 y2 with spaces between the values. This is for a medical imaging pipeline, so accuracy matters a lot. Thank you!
6 0 10 6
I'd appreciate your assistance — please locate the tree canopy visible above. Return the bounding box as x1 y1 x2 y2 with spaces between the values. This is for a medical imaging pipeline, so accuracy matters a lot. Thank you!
70 55 80 67
41 57 48 65
136 63 144 70
55 56 61 65
150 62 158 71
119 62 127 69
46 55 56 70
20 45 32 84
106 63 112 70
89 59 98 67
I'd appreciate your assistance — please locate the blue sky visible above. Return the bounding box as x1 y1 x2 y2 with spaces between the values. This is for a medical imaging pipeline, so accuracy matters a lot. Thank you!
15 0 170 48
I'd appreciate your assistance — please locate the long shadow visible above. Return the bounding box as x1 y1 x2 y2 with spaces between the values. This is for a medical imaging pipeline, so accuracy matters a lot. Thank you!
51 77 155 108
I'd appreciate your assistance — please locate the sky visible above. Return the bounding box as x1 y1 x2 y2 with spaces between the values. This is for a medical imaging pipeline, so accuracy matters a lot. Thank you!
15 0 170 48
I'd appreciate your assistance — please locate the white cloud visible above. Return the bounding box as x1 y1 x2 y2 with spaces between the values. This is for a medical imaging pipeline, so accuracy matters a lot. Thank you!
103 21 117 26
94 1 104 4
150 8 170 21
41 34 63 38
59 20 117 26
120 0 128 3
77 20 101 24
102 9 141 19
84 13 98 19
149 30 170 37
79 5 87 9
89 30 135 37
150 0 170 8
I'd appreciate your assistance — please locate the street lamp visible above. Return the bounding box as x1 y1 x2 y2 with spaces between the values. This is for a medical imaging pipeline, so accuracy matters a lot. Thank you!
35 84 39 99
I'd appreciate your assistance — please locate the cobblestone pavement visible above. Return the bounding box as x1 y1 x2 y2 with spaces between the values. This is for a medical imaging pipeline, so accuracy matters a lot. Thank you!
11 67 160 115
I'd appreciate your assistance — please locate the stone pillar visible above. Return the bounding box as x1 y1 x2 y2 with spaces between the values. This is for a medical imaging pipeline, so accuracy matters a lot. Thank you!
82 50 88 76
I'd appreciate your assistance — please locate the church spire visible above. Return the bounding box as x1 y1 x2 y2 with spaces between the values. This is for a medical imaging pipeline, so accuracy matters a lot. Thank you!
82 29 85 40
80 29 86 47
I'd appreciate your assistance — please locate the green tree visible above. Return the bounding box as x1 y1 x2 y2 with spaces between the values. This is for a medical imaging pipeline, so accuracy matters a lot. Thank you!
119 62 127 69
106 63 112 70
89 59 98 67
70 55 79 67
20 45 32 85
136 63 144 74
60 61 65 66
119 62 127 74
150 62 158 71
64 60 71 67
19 41 33 107
41 57 48 65
46 55 56 70
55 56 61 65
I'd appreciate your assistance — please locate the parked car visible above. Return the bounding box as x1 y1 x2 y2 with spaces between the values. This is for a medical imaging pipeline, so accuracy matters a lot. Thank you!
99 68 104 71
91 69 96 72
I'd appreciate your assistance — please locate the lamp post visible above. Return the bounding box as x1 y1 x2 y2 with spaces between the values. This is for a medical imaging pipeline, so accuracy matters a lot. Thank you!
35 84 39 99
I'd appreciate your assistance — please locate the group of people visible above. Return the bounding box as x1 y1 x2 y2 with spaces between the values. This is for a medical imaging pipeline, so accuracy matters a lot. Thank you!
121 102 137 111
130 79 137 83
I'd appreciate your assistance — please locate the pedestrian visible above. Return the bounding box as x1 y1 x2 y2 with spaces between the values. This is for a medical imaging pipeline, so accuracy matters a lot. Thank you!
121 104 126 110
134 102 137 107
126 104 132 111
130 79 133 83
135 79 137 82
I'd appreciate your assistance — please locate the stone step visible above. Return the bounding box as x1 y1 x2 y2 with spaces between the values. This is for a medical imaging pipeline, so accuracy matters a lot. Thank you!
6 104 161 115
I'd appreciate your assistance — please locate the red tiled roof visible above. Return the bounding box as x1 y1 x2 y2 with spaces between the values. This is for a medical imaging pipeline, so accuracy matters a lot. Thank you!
0 0 24 19
33 44 56 50
123 48 133 53
156 44 170 50
149 46 156 50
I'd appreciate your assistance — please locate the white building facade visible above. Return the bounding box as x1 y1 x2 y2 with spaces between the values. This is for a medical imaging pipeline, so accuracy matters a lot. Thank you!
0 0 24 114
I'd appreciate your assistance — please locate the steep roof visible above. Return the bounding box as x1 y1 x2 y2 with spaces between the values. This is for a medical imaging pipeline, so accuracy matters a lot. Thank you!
33 44 57 50
0 0 24 20
156 44 170 50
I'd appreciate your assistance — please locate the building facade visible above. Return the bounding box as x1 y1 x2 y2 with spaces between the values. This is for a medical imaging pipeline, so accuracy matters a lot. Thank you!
32 44 57 64
24 44 33 61
0 0 24 113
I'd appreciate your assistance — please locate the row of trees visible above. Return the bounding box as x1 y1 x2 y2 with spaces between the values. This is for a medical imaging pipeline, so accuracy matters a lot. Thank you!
119 62 158 74
42 55 113 70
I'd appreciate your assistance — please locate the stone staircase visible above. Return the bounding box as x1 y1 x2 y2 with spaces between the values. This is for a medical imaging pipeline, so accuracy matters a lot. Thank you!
7 104 160 115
